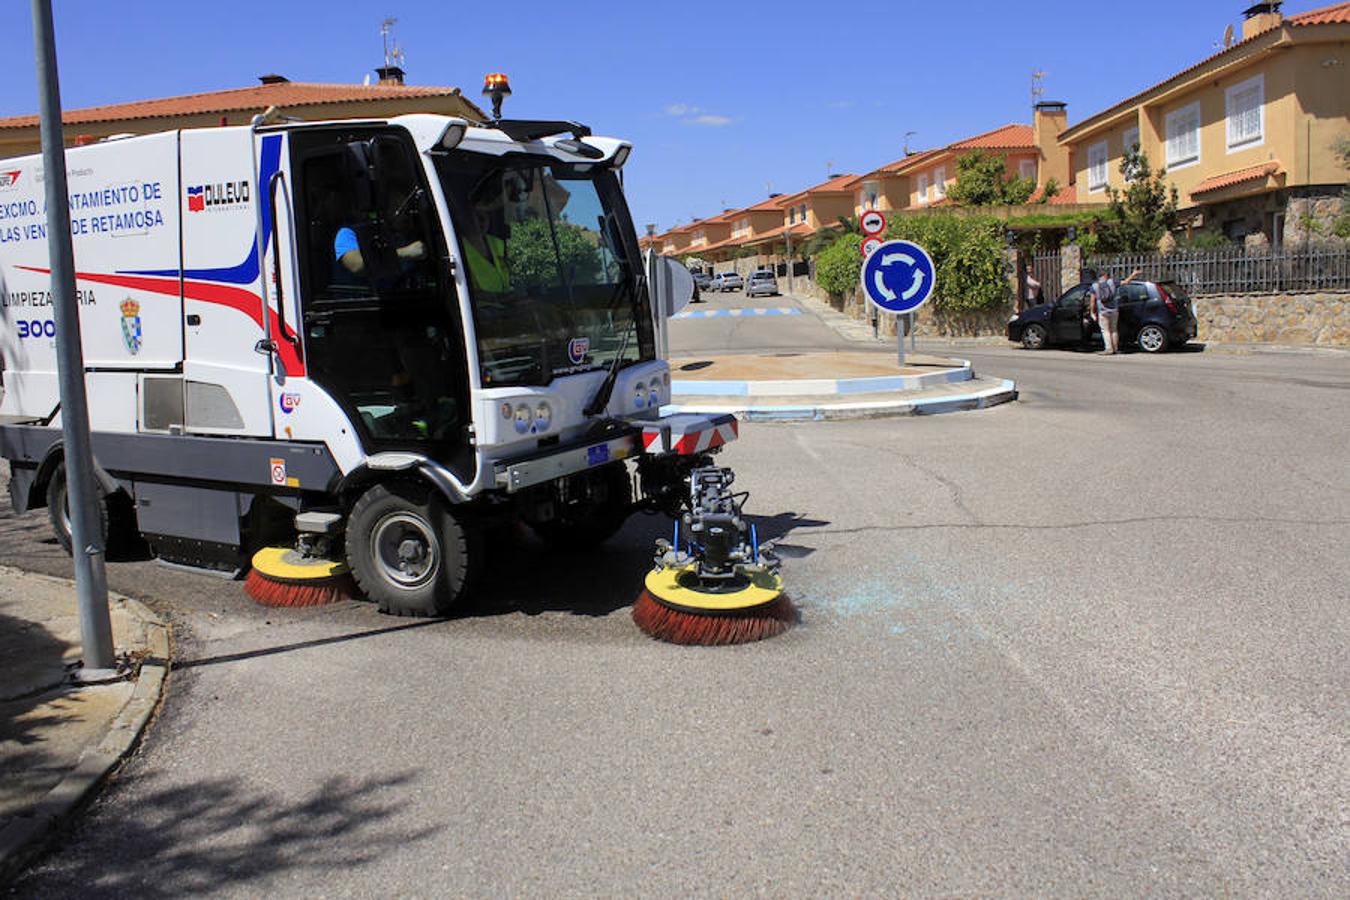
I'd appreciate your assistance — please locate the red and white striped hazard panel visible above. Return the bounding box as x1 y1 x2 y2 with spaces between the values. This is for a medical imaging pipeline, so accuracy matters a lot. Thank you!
642 413 740 455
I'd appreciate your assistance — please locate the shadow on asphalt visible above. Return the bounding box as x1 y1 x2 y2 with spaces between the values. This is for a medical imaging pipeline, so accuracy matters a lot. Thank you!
0 611 77 806
11 770 437 898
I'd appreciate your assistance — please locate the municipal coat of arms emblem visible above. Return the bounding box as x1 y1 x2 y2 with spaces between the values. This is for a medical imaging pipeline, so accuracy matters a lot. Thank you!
120 298 142 355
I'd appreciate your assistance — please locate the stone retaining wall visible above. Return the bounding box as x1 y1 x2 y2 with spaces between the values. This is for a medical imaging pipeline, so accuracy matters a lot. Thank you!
801 277 1350 346
1194 292 1350 345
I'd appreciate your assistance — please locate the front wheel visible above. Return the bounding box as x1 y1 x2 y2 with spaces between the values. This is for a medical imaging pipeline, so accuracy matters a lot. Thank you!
45 463 141 558
1021 323 1049 350
345 482 482 617
1137 323 1168 353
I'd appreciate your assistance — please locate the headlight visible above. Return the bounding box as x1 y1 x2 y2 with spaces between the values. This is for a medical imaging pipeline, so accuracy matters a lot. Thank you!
513 403 531 434
648 385 660 408
534 401 552 431
633 381 647 409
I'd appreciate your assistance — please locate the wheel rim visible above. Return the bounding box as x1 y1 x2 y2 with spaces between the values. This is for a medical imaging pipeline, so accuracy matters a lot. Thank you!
1024 325 1046 349
370 512 439 590
56 483 71 539
1140 327 1164 352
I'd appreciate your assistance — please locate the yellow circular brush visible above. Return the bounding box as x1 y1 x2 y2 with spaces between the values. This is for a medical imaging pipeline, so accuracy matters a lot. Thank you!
632 564 795 646
244 547 356 608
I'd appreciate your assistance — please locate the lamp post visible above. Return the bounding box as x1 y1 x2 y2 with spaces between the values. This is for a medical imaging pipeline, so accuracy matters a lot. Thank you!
30 0 114 673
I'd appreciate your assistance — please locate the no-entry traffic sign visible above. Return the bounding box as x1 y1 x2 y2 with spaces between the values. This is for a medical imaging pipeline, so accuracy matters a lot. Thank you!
861 210 886 235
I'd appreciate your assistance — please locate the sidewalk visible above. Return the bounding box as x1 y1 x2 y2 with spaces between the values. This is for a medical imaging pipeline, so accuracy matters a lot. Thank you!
667 351 1017 421
0 566 169 882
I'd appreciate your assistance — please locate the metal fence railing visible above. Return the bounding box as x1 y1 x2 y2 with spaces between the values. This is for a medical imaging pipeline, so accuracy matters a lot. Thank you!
1029 250 1062 302
1086 245 1350 296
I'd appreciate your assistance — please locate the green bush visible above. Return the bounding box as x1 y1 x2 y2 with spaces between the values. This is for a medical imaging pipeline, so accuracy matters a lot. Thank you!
812 215 1008 313
885 214 1007 313
814 233 864 299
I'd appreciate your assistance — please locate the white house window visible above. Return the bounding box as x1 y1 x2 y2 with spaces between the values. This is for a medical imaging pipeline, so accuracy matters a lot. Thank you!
934 166 947 199
788 207 797 224
1087 141 1109 193
1121 127 1141 181
1226 74 1264 150
1019 159 1037 181
1122 126 1140 154
916 172 929 204
861 180 880 210
1165 102 1201 169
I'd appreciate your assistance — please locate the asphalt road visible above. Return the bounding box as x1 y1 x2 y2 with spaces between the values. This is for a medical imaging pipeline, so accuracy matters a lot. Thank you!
5 331 1349 896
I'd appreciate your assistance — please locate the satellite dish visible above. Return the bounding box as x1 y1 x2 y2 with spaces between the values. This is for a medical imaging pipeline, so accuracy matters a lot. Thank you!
1223 23 1235 48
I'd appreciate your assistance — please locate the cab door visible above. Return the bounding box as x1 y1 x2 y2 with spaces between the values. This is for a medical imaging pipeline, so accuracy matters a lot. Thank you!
178 129 287 435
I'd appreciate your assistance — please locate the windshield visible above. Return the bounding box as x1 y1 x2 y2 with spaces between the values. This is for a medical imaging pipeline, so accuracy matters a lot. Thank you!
434 151 653 387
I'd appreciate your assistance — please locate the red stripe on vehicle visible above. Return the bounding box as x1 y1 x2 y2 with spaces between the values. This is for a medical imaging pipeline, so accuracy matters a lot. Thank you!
17 266 305 376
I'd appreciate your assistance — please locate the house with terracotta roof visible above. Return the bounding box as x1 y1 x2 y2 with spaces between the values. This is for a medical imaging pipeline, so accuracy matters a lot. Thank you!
858 105 1077 215
0 68 486 158
1058 1 1350 245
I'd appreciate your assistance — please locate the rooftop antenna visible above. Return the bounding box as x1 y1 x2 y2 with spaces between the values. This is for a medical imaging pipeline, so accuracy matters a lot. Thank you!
1223 23 1235 48
826 159 835 176
380 17 405 69
903 131 917 155
1031 69 1047 108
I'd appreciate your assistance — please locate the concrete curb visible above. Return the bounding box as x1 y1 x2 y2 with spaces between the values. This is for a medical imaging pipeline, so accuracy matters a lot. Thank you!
0 589 170 884
672 359 974 398
665 378 1018 422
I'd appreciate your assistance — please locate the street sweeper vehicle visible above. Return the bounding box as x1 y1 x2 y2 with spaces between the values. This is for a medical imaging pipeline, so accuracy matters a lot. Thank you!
0 107 793 644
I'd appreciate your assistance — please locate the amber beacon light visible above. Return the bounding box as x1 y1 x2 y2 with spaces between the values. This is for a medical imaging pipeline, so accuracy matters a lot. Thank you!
482 72 512 119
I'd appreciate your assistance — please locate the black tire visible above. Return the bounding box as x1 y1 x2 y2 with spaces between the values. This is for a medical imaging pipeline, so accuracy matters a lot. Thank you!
529 463 633 551
1021 323 1049 350
45 462 142 558
1137 323 1168 353
345 482 482 617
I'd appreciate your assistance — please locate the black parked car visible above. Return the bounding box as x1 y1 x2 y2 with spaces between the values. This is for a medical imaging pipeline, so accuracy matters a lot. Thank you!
1008 280 1198 353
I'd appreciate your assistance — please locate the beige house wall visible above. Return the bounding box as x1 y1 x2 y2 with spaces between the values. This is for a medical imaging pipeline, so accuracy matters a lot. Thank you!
1064 24 1349 210
805 194 854 230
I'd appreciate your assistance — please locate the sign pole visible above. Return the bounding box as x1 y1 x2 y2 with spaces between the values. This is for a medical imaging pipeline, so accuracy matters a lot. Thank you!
30 0 114 672
861 237 935 374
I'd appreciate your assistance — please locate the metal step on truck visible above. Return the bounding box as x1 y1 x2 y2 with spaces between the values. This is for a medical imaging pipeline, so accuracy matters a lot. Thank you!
0 108 751 618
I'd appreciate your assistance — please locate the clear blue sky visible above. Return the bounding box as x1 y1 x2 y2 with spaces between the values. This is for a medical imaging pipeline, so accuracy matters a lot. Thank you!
3 1 1329 232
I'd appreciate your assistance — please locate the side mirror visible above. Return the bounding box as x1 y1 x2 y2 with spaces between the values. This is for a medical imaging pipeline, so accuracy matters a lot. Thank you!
648 255 695 320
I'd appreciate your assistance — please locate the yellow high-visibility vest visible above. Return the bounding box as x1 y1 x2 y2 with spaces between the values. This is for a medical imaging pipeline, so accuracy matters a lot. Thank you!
465 234 510 293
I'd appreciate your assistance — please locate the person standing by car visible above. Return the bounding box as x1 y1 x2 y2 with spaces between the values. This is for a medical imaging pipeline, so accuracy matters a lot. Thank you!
1090 268 1141 354
1022 264 1042 311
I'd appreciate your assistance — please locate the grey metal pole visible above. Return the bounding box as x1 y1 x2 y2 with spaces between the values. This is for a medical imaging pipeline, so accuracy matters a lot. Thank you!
896 314 906 367
31 0 114 672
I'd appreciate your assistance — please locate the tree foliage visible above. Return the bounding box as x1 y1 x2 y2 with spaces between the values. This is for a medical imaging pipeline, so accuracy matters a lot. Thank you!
813 214 1007 313
945 151 1037 207
507 218 600 290
1095 148 1179 253
1334 135 1350 240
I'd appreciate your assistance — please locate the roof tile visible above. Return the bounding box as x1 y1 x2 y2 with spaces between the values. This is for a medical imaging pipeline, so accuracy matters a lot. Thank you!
1190 161 1282 196
948 123 1036 151
0 80 486 129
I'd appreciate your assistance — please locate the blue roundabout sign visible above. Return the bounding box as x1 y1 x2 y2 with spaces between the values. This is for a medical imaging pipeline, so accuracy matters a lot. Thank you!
860 239 936 315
